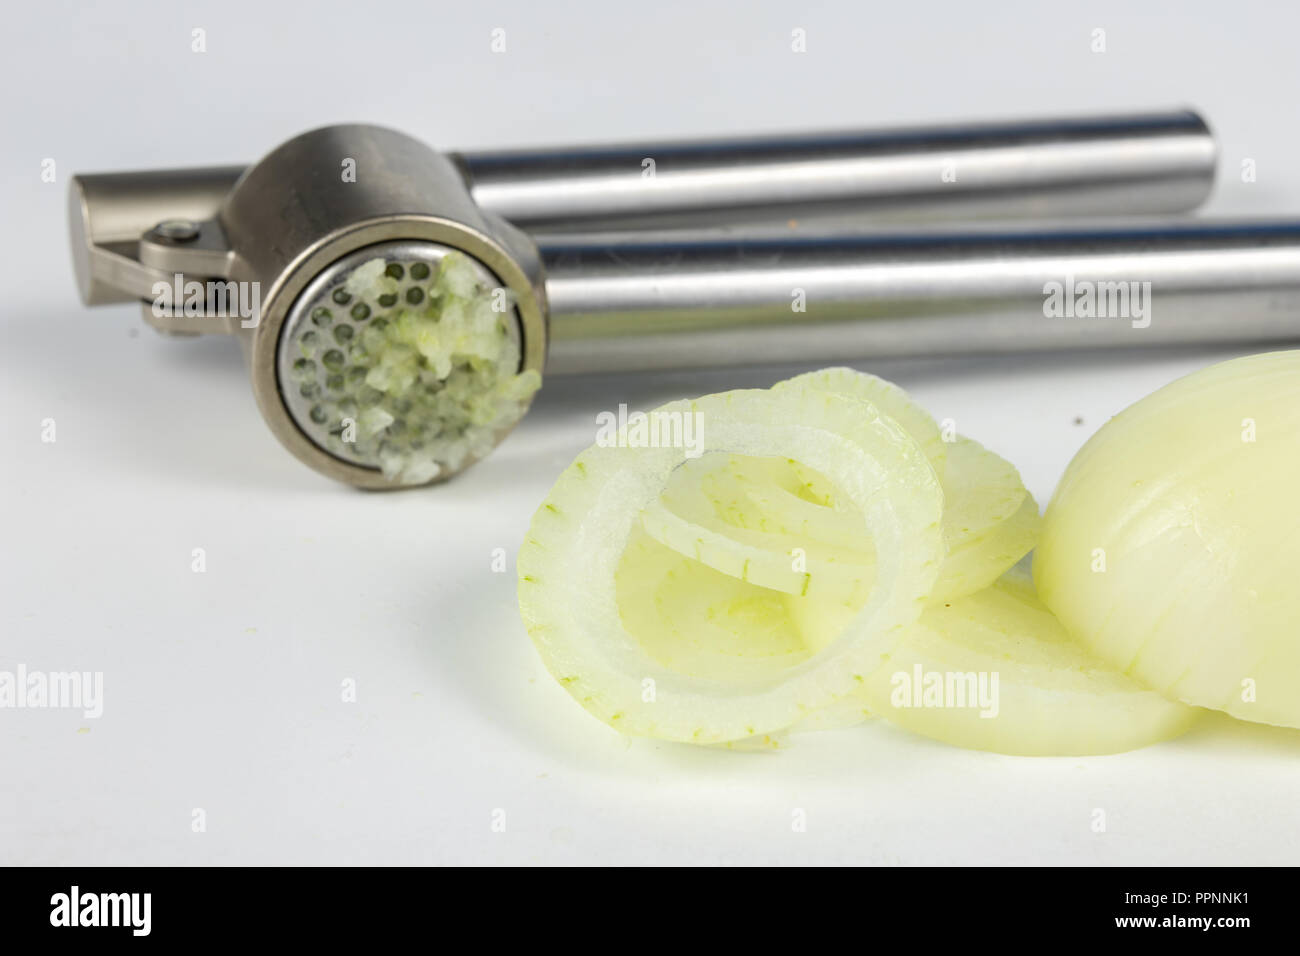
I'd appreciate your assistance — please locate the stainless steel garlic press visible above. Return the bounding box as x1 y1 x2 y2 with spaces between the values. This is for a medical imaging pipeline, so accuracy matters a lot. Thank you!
69 110 1300 488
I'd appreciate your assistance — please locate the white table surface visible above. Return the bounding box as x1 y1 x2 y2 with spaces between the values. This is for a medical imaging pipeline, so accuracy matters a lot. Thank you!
3 0 1298 865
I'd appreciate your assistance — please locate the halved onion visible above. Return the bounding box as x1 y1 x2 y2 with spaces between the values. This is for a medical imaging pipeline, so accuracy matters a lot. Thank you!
1034 350 1300 729
517 385 944 744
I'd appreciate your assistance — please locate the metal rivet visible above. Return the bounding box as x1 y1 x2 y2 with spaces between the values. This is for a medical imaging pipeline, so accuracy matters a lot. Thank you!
153 218 200 242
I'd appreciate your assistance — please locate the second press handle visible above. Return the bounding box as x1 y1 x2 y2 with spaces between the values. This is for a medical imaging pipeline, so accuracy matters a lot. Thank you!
458 110 1216 230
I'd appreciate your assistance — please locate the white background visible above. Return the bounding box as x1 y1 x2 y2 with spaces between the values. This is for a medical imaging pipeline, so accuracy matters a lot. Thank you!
3 0 1299 865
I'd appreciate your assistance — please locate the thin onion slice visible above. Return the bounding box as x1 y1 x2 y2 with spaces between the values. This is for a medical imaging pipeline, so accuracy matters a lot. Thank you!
617 528 880 745
778 369 1036 602
642 435 1036 609
848 569 1200 755
640 453 877 604
773 367 948 478
518 385 944 744
616 528 813 684
931 438 1040 603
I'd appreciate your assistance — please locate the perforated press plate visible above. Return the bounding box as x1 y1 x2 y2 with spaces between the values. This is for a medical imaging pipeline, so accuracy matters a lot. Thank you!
277 241 541 485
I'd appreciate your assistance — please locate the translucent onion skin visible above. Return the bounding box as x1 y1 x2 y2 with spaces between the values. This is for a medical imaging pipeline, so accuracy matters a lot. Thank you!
1034 350 1300 729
